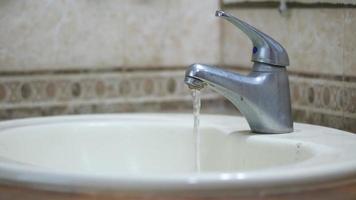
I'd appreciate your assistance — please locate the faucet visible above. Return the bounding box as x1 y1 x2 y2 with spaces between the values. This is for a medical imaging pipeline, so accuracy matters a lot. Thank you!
185 10 293 134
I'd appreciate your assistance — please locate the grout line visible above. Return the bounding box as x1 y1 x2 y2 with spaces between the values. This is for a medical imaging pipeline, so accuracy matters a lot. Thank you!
1 66 356 82
293 105 356 119
226 66 356 82
342 8 346 130
0 66 189 76
222 2 356 9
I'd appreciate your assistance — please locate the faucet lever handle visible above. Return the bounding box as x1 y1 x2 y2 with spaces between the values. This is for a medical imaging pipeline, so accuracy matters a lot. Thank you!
216 10 289 67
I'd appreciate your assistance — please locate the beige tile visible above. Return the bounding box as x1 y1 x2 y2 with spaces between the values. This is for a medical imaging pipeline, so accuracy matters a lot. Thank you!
176 0 221 66
122 0 169 67
222 8 345 75
0 1 127 71
288 8 344 75
0 0 220 72
0 1 128 71
123 0 220 67
344 8 356 77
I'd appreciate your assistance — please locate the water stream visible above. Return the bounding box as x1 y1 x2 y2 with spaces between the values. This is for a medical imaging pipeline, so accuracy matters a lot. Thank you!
191 89 201 172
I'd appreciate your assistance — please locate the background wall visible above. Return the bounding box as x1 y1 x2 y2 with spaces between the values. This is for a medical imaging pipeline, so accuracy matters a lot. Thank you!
0 0 355 133
0 0 220 70
0 0 228 119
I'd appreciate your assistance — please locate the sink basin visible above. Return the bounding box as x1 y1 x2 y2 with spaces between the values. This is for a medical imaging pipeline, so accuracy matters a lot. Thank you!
0 113 355 195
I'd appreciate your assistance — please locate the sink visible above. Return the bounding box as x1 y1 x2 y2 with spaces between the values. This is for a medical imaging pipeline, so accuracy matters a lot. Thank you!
0 113 355 195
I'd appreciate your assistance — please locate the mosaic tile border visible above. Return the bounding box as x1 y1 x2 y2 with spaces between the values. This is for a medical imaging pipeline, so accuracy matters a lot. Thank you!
0 70 220 109
0 67 355 133
0 69 225 120
289 76 356 118
289 76 356 133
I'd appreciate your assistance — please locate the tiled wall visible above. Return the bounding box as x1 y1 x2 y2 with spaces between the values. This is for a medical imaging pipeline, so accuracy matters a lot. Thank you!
0 1 355 133
0 0 220 71
0 68 230 118
0 0 228 119
221 2 356 133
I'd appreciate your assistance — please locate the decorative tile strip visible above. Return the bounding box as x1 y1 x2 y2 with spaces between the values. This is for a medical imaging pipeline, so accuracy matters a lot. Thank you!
0 70 219 110
0 66 355 133
289 76 356 118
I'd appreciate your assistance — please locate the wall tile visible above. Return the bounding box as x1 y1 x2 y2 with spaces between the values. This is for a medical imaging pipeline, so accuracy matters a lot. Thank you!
344 8 356 76
0 0 127 71
288 75 355 132
344 82 356 118
123 0 171 66
124 0 220 67
290 76 343 112
0 0 220 72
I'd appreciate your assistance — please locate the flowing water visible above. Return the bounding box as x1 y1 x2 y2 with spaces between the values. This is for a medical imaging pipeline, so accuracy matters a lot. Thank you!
191 89 201 172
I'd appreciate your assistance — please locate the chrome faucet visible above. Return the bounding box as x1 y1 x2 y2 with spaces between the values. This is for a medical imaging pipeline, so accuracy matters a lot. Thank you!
185 10 293 134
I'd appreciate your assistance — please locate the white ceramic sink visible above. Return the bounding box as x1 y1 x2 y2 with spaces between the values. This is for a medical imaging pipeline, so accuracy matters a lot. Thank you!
0 113 355 194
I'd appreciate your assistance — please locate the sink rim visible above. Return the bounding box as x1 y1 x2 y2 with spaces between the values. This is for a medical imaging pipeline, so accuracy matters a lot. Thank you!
1 159 356 192
0 113 355 193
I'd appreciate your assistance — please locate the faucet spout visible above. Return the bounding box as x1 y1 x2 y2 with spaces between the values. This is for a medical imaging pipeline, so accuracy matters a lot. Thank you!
185 64 254 97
